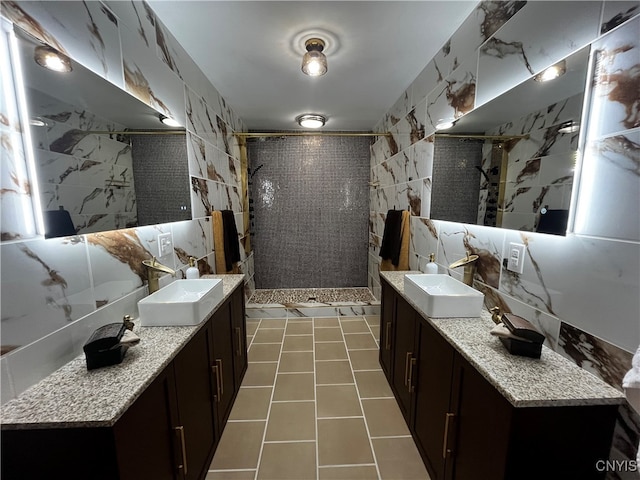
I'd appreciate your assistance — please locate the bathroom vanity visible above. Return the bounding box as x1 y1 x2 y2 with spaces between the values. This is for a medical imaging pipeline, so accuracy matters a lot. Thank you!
380 271 625 480
1 274 246 480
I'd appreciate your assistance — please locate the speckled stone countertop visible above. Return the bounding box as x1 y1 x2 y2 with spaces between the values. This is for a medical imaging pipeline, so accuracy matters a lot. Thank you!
1 274 245 430
380 271 625 408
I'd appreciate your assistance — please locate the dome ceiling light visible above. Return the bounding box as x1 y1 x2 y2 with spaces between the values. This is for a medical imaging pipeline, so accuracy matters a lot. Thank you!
301 38 327 77
296 114 326 129
34 45 72 73
534 59 566 82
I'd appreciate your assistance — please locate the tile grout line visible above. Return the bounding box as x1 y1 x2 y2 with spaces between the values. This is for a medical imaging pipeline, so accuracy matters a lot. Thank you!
313 316 320 480
341 317 384 480
252 318 284 480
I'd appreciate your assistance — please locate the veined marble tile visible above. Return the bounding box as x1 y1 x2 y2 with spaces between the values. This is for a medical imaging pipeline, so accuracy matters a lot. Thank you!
407 136 434 181
185 86 219 146
588 17 640 137
574 129 640 241
3 1 123 86
190 176 219 219
600 1 640 34
103 1 155 49
410 216 439 264
558 321 634 390
86 228 150 301
170 218 213 269
500 212 536 233
35 150 80 187
438 221 505 289
476 1 601 109
425 56 477 132
411 59 444 111
421 177 433 218
0 236 94 349
499 230 640 352
120 22 185 126
386 90 411 127
74 212 136 237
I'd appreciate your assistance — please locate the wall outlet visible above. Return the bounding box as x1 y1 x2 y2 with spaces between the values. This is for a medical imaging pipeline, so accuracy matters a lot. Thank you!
507 243 526 274
158 232 173 257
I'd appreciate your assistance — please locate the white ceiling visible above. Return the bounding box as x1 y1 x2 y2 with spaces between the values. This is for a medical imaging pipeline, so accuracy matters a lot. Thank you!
147 1 478 132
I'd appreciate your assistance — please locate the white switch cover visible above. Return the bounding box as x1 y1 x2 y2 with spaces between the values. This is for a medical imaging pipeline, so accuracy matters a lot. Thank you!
158 233 173 257
507 243 526 274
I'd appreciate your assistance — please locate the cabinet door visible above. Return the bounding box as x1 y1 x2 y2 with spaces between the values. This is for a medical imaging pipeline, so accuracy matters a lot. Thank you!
379 280 395 380
210 298 236 436
411 320 455 480
114 366 181 480
391 295 417 423
173 324 218 480
230 287 247 387
448 353 511 480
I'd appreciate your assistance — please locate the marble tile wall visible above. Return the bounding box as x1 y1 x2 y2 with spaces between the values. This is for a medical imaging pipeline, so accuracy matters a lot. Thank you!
369 1 640 474
0 0 253 402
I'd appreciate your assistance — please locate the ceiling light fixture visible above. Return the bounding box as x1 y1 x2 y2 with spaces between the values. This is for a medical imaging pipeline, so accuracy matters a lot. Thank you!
534 59 566 82
34 45 72 73
301 38 327 77
159 114 181 127
558 120 580 134
296 114 326 129
435 119 456 130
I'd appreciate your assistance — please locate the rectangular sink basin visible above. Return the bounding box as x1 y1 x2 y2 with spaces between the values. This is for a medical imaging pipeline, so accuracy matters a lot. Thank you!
404 274 484 318
138 279 224 326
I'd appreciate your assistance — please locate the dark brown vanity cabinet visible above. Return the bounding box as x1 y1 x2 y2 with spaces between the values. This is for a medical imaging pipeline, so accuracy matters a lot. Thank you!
1 284 247 480
380 278 619 480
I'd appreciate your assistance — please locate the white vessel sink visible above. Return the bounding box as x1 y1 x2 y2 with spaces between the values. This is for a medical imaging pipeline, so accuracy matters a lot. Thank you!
404 274 484 318
138 279 224 326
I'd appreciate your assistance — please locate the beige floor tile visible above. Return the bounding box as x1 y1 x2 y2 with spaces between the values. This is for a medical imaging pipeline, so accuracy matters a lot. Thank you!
318 418 374 466
315 342 348 361
253 328 285 344
340 319 370 334
273 373 315 401
317 385 362 418
315 360 354 385
348 350 381 371
282 335 313 352
206 470 256 480
259 318 287 328
344 333 378 350
209 421 265 470
242 363 277 387
314 327 343 342
229 387 272 420
372 437 430 480
354 371 394 398
246 322 260 336
365 315 380 327
318 465 379 479
279 351 314 373
265 401 316 441
248 343 281 362
285 322 313 335
257 442 316 480
314 317 339 327
362 399 410 437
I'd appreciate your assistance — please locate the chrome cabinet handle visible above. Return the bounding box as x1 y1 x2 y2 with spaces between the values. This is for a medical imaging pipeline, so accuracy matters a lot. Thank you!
443 412 455 459
216 359 224 396
175 425 188 475
407 356 416 393
404 352 412 386
211 364 221 402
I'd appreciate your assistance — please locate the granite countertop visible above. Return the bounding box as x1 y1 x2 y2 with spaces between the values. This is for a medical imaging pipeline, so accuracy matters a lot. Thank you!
380 271 625 408
1 274 245 430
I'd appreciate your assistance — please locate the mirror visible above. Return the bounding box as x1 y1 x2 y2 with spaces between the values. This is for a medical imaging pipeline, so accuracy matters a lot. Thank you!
430 46 590 235
12 26 191 240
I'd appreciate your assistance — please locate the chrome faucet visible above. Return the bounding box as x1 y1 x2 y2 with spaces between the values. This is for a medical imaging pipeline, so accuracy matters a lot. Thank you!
449 250 479 286
142 257 176 294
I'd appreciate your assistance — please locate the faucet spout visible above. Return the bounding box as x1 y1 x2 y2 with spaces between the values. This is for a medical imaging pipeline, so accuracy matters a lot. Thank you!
142 257 176 294
448 251 479 287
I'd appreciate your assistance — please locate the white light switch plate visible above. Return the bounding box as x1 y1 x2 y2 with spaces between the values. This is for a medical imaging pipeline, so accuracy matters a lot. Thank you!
158 233 173 257
507 242 526 274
